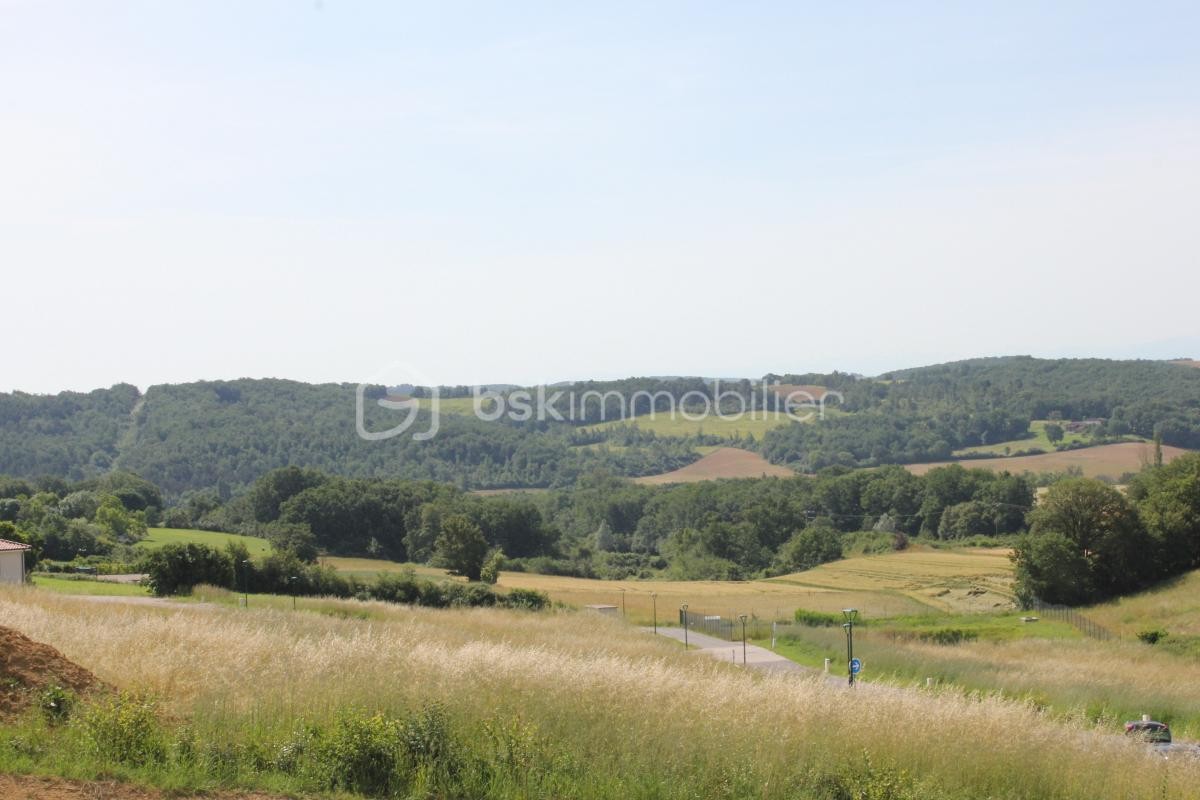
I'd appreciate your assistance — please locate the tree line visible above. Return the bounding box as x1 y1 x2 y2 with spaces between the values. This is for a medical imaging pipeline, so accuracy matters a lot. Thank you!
1014 453 1200 605
2 358 1197 497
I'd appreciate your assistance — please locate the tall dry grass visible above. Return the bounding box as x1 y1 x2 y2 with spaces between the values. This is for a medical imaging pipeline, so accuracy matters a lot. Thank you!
0 585 1194 799
776 623 1200 738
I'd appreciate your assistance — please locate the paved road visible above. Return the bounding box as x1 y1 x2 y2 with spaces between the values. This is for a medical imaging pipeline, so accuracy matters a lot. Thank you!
647 627 810 674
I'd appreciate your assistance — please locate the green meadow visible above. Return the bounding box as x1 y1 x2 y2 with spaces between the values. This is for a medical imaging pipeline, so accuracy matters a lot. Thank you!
136 527 273 557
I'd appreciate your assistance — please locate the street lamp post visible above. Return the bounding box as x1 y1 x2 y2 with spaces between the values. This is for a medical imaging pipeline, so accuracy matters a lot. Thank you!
842 608 858 686
241 559 250 608
680 603 689 650
289 575 298 611
620 587 626 618
738 614 748 665
651 592 658 634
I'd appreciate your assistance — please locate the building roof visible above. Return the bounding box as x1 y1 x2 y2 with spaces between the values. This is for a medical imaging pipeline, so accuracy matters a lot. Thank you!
0 538 32 552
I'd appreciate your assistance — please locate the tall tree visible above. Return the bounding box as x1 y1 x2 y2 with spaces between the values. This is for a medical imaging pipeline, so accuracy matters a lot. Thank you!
434 514 489 581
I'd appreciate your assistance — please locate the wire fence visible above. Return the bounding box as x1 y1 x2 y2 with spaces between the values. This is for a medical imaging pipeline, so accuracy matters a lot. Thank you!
1029 598 1121 641
678 609 780 641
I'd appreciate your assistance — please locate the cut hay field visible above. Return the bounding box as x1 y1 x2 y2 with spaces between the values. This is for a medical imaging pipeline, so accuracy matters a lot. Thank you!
633 446 795 484
586 409 800 440
326 546 1012 622
136 527 273 557
1 586 1193 800
770 547 1015 613
906 441 1191 479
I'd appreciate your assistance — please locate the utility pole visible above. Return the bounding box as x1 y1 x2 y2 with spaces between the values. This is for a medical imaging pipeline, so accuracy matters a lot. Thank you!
680 603 689 650
842 608 858 686
651 592 658 634
620 587 626 618
738 614 748 665
241 559 251 608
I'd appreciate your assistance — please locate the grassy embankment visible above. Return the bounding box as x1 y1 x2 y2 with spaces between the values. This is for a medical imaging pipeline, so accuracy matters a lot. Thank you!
763 569 1200 740
0 585 1194 800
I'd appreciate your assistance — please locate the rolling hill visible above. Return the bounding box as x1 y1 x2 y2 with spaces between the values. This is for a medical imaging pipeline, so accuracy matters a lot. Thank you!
906 441 1190 480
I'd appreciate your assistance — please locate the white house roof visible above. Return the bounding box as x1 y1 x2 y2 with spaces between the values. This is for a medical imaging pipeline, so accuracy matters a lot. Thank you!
0 538 32 552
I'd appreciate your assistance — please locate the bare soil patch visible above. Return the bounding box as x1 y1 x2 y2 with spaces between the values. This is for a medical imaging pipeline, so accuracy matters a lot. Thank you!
0 774 283 800
905 442 1191 480
0 626 103 718
635 446 794 484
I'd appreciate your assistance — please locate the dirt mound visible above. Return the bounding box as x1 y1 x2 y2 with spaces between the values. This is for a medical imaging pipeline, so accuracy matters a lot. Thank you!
0 626 103 718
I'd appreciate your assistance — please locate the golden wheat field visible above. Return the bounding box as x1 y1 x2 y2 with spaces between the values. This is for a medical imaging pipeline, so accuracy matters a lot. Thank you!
906 442 1191 479
0 585 1195 800
325 545 1013 622
772 547 1016 613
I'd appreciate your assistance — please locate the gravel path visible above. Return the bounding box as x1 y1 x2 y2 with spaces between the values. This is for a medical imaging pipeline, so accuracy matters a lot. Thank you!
647 626 810 674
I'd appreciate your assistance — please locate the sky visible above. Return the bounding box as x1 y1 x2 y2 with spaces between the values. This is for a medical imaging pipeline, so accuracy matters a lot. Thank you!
3 1 1199 393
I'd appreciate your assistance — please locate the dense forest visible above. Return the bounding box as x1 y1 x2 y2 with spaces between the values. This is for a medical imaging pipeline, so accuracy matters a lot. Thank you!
1 357 1198 496
764 357 1200 468
0 462 1033 581
6 451 1200 606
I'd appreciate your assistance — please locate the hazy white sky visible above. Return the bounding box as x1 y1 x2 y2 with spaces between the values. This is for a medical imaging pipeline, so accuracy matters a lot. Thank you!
3 1 1199 393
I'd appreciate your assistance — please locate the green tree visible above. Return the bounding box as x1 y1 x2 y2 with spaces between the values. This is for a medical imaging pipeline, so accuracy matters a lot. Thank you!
1027 478 1154 598
264 521 320 563
141 543 234 596
434 515 489 581
249 466 328 523
1130 452 1200 572
1012 532 1094 606
771 521 842 574
93 495 147 543
480 549 505 585
1044 423 1065 445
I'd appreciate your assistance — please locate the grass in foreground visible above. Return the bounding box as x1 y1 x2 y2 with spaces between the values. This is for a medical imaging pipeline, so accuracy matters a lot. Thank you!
765 612 1200 740
0 586 1194 800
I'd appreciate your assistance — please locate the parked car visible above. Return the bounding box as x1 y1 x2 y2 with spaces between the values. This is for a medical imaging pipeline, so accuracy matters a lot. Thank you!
1123 718 1200 759
1124 719 1171 744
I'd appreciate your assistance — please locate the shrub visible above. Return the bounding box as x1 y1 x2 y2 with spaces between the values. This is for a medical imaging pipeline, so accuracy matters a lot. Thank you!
77 692 165 764
500 588 550 611
794 609 844 627
917 628 979 646
1137 628 1168 645
310 705 462 797
480 549 504 585
313 710 407 797
38 685 75 725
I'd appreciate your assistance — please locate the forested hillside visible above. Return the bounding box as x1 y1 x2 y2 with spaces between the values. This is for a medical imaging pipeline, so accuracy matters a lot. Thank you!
1 357 1198 495
0 384 139 479
762 357 1200 470
117 380 700 495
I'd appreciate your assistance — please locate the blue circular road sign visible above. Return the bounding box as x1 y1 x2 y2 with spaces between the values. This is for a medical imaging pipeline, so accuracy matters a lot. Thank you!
849 658 862 675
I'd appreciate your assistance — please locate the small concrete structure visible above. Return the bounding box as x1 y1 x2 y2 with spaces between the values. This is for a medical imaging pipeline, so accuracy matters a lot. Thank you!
584 604 619 616
0 539 32 585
